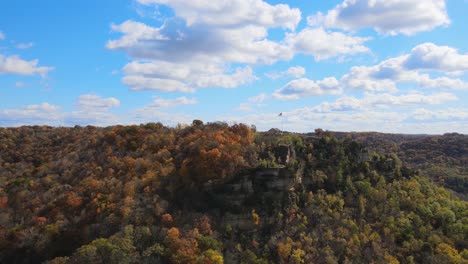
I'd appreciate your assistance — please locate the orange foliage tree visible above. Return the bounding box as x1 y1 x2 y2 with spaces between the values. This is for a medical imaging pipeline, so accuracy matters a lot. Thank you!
177 123 254 184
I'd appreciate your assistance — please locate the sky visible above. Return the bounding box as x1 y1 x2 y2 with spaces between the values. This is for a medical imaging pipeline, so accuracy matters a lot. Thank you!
0 0 467 134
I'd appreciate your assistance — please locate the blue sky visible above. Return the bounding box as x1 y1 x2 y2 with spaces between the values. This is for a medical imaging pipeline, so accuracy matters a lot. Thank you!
0 0 467 133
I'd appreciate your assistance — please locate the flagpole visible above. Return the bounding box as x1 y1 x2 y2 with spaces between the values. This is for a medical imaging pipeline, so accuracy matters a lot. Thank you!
279 112 284 134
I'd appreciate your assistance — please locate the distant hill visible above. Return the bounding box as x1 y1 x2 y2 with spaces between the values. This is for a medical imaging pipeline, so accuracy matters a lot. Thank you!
0 123 466 263
332 131 468 199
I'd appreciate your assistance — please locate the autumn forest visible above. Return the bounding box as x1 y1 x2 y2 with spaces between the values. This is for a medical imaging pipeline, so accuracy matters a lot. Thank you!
0 122 466 263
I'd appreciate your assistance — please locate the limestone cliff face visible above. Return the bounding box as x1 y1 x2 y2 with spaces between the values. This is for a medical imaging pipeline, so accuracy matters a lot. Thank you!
200 138 401 232
201 142 303 230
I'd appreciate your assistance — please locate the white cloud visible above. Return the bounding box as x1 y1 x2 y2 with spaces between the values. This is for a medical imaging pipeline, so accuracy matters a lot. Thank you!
223 110 407 133
76 94 120 111
68 94 121 126
273 77 341 99
122 75 194 92
266 66 306 80
287 108 407 129
16 42 34 49
309 0 450 36
342 43 468 91
0 103 62 126
371 92 457 105
224 105 468 134
238 92 462 132
107 20 167 51
286 66 306 78
64 112 120 127
404 43 468 72
340 55 406 92
148 96 197 108
108 18 295 65
136 0 302 30
131 109 193 126
0 55 53 77
122 60 256 92
416 75 468 89
24 102 60 112
0 31 4 40
108 1 371 93
127 96 198 125
0 94 123 127
285 27 370 61
274 43 468 99
311 92 457 113
312 96 362 112
412 108 468 121
131 104 194 126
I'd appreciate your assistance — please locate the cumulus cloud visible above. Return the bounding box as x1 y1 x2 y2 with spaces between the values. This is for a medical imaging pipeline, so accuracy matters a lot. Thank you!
370 92 457 105
122 75 194 92
122 60 256 92
76 94 120 111
285 27 370 61
136 0 302 30
108 16 295 65
286 66 306 78
148 96 197 108
309 0 450 35
24 102 60 112
412 108 468 121
106 20 168 51
0 55 53 77
311 92 457 113
273 43 468 99
416 75 468 89
0 103 62 126
404 43 468 72
273 77 341 99
0 95 121 127
342 43 468 91
108 1 371 92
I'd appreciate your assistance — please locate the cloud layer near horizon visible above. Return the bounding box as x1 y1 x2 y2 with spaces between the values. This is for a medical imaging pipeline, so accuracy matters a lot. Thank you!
0 1 467 134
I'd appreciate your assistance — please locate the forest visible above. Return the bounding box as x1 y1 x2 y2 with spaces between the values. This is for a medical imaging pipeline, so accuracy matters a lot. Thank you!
0 122 466 263
334 131 468 199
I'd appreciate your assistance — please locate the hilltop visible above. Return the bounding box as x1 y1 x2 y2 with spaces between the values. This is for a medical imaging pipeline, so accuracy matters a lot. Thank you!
0 122 466 263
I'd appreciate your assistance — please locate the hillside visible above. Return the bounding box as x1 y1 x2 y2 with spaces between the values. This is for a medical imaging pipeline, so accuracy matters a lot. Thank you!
334 131 468 199
0 123 466 263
